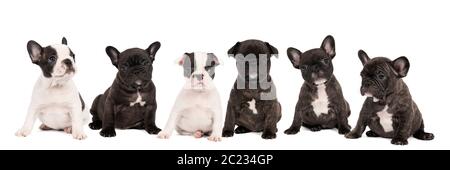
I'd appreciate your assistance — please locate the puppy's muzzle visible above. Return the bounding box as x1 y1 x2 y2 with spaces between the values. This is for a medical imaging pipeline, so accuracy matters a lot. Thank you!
360 81 371 96
132 80 145 90
192 74 204 81
62 59 75 74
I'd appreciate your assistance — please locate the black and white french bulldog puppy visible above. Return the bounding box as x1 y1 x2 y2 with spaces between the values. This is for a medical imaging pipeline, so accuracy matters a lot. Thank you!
284 35 351 135
158 52 222 141
222 39 282 139
345 50 434 145
89 42 161 137
16 38 89 140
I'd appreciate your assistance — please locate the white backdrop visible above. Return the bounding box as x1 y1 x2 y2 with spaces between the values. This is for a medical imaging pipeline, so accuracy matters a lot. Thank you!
0 0 448 150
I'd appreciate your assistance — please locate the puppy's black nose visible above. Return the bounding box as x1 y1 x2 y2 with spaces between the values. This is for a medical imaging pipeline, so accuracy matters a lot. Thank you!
63 59 72 66
360 87 366 96
135 80 143 86
193 74 204 81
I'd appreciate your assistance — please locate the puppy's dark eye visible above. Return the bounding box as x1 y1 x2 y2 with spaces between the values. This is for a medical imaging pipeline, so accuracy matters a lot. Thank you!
322 58 330 65
377 72 385 80
142 61 150 66
48 55 56 63
121 65 128 71
300 65 307 71
204 65 213 70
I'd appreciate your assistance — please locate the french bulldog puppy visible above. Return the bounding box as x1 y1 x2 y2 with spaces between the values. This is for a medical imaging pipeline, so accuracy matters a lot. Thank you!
345 50 434 145
16 37 89 140
158 52 222 141
222 39 282 139
284 35 351 135
89 42 161 137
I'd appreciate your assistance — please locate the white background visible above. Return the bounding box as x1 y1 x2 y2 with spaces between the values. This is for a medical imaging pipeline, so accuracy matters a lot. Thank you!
0 0 448 150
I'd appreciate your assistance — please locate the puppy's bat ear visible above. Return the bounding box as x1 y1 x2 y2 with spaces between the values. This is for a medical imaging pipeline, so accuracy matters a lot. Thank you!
391 56 410 78
106 46 120 68
27 40 42 64
266 42 279 58
227 42 240 57
287 47 302 69
178 53 195 78
321 35 335 58
176 53 191 66
358 50 370 66
207 53 220 66
62 37 67 45
146 41 161 61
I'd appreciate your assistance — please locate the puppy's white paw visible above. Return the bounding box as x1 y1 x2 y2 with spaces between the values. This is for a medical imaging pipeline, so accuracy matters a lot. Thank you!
157 131 171 139
208 134 222 142
64 127 72 134
72 131 87 140
15 128 31 137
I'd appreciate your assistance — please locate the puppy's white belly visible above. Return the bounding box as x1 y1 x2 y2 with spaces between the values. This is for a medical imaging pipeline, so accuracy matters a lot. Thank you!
176 107 214 134
311 84 329 117
377 105 393 132
38 106 72 129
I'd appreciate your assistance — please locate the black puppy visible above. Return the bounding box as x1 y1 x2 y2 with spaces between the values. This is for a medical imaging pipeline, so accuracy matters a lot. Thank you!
345 50 434 145
89 42 161 137
222 39 282 139
284 35 351 135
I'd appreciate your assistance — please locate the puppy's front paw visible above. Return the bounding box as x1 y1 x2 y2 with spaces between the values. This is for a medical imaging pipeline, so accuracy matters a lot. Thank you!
208 134 222 142
391 138 408 145
15 128 31 137
146 127 161 135
338 127 351 134
100 128 116 137
88 121 102 130
157 131 171 139
284 127 300 135
345 131 361 139
261 131 276 139
222 130 234 137
72 131 87 140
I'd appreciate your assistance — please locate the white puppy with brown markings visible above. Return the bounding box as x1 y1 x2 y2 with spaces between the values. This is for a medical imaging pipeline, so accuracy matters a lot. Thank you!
158 52 222 141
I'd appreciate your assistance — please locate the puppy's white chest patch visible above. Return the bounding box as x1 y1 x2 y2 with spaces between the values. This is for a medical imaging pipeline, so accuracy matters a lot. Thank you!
376 105 393 132
311 84 329 117
130 92 146 107
248 99 257 114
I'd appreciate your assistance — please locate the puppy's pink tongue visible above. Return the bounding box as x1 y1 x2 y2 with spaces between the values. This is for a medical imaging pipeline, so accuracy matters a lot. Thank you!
194 130 203 138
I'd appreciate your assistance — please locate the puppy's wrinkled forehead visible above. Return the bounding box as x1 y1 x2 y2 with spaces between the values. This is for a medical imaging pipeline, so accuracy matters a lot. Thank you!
301 49 328 65
119 48 150 64
51 44 73 58
362 58 392 75
182 52 218 78
183 52 215 70
237 41 272 56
